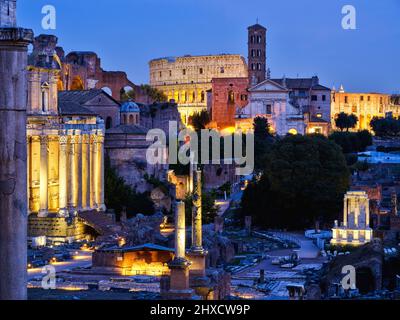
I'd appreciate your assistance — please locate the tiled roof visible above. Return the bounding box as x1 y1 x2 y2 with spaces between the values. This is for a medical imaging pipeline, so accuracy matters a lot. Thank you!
58 100 96 116
58 89 106 104
271 78 315 90
106 124 148 135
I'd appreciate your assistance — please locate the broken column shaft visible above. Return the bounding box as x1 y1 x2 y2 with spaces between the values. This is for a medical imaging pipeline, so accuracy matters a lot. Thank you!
0 0 33 300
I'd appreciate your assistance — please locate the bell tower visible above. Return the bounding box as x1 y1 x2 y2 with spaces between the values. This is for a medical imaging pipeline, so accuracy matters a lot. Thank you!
248 22 267 86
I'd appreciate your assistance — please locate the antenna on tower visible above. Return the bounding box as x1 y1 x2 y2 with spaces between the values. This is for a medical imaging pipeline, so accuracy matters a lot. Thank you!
256 17 259 24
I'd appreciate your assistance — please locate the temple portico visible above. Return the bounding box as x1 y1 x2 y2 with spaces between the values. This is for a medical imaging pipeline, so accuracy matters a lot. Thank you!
27 125 105 217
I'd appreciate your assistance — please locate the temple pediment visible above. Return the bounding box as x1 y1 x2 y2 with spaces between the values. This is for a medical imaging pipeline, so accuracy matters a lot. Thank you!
248 79 288 92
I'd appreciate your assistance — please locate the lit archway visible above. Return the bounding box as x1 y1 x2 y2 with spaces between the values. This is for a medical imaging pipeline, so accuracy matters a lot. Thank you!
71 76 84 90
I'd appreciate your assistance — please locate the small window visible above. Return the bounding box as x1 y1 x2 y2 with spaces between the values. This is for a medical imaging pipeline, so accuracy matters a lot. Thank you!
322 95 326 101
266 104 272 115
169 70 172 77
311 95 318 101
360 95 364 101
199 68 203 74
220 67 225 74
368 96 371 101
182 69 186 75
159 71 162 77
345 96 348 104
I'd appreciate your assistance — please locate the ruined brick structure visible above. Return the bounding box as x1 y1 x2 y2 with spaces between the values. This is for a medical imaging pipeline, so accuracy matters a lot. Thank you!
210 77 249 130
31 34 148 103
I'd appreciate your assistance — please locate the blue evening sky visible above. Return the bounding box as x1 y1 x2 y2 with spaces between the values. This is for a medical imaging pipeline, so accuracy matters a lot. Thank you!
18 0 399 93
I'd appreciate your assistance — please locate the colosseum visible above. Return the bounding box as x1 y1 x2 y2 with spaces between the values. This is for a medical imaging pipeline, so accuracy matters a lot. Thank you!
149 54 248 125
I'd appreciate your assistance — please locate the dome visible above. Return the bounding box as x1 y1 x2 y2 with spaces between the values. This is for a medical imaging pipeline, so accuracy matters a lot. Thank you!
121 101 140 113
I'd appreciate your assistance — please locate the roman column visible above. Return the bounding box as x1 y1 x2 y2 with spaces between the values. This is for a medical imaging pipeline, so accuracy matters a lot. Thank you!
58 133 68 217
165 201 193 299
27 136 30 213
343 195 348 227
96 133 106 211
68 133 77 214
89 134 96 209
175 201 186 259
91 134 98 209
0 0 33 300
75 132 82 212
191 169 203 252
187 168 207 278
38 135 48 217
81 134 90 211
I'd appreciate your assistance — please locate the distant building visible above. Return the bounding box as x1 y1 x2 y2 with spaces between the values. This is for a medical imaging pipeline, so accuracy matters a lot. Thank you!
58 89 121 129
236 79 306 135
209 77 249 130
331 191 373 246
149 55 248 125
248 23 267 86
120 101 140 125
331 87 399 131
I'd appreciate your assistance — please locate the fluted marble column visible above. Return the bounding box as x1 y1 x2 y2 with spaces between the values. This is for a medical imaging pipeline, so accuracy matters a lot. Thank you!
58 134 68 217
68 134 77 214
90 134 96 209
96 134 106 211
81 134 90 211
38 135 48 217
75 133 82 211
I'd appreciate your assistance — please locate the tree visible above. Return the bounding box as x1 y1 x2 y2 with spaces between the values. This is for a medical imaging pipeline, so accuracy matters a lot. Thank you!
253 117 274 172
105 156 154 218
140 84 168 103
370 117 400 137
241 135 350 229
188 110 211 131
120 89 136 102
335 112 358 131
329 130 372 154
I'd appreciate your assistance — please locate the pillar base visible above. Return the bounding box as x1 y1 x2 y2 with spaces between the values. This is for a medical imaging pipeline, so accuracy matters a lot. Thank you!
186 249 207 277
97 204 106 212
37 209 48 218
57 208 69 218
166 258 193 299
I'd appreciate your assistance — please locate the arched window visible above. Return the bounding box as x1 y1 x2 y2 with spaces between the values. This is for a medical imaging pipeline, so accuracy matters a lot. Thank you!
228 90 235 104
200 91 205 103
41 82 49 112
129 114 134 124
106 116 112 129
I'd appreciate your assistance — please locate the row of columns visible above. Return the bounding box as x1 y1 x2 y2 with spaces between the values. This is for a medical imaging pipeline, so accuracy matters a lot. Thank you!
28 130 105 217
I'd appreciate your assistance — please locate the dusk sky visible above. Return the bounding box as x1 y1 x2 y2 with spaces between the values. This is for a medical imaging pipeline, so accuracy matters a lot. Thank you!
19 0 399 94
